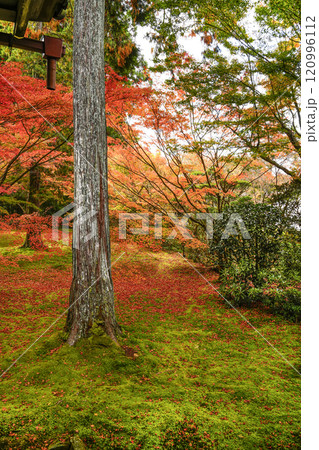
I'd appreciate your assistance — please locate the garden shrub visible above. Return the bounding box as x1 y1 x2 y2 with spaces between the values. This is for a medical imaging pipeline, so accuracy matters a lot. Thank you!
211 199 300 321
210 199 287 276
220 269 301 322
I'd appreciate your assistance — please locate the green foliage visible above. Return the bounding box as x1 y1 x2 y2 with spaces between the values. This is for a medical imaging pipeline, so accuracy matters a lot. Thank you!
210 199 287 277
220 267 300 321
279 238 301 279
104 0 146 79
210 199 300 321
0 195 40 214
0 0 146 86
144 0 300 180
269 180 301 231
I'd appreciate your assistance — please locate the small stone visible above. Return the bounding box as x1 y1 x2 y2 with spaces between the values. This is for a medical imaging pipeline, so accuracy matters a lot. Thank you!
48 442 70 450
70 436 86 450
123 346 138 359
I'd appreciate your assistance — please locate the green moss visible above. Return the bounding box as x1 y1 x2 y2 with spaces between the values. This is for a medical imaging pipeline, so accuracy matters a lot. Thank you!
0 232 300 449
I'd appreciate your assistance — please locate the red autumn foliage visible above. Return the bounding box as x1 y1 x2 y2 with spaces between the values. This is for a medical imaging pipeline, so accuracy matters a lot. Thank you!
0 62 73 196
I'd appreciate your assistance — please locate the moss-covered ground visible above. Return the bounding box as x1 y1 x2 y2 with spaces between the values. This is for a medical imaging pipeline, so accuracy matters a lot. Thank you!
0 232 300 449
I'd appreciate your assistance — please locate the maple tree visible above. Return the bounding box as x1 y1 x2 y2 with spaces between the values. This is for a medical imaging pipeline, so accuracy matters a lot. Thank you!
0 62 73 247
0 63 73 200
104 75 283 254
143 0 300 182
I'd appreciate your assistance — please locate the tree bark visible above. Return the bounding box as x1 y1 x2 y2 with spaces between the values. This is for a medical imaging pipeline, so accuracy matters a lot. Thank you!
65 0 121 345
22 167 45 249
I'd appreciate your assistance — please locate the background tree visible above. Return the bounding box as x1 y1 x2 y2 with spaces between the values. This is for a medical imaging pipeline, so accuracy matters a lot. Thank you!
143 0 300 182
106 81 280 245
0 0 147 86
0 63 73 247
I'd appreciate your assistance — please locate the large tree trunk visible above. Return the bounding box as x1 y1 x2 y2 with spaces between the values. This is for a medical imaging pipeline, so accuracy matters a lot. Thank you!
65 0 121 346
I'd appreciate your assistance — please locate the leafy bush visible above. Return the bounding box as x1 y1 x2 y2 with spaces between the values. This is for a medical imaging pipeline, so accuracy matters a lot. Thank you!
210 199 289 277
219 267 300 321
279 236 301 280
211 199 300 321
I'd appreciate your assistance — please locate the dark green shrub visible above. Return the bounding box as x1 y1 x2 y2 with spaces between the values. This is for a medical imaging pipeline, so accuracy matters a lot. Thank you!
219 267 301 321
209 198 300 321
210 199 288 278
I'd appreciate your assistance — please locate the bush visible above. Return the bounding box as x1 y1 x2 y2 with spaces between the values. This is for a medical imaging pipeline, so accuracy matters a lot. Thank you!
210 199 290 277
209 198 300 321
279 237 301 280
219 267 300 322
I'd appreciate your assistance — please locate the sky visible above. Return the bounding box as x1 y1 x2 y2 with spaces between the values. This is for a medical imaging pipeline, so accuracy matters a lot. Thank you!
136 25 205 66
